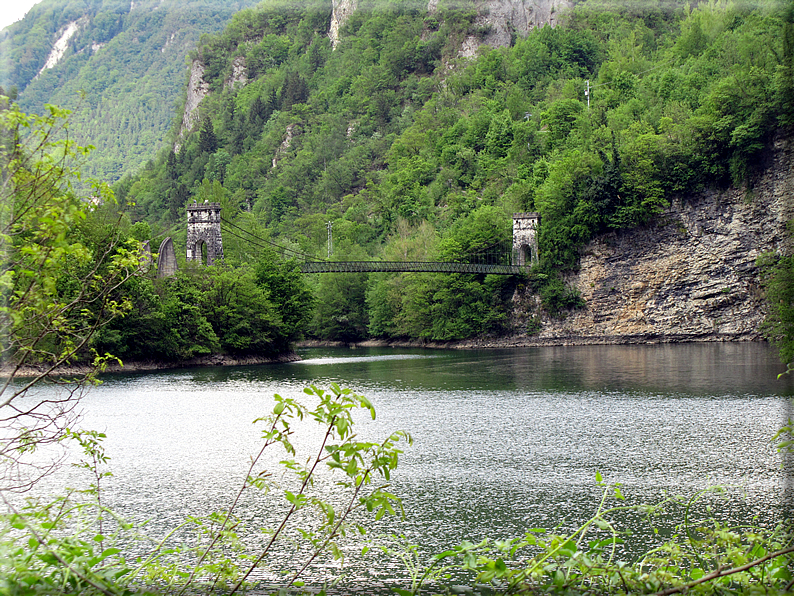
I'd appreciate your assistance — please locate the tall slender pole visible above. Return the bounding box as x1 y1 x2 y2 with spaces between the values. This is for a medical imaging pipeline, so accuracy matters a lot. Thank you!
327 221 333 259
585 79 590 109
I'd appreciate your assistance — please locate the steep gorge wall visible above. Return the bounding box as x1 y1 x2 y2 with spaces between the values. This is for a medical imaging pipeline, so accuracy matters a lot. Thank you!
329 0 570 52
501 136 794 347
330 0 357 49
174 59 209 152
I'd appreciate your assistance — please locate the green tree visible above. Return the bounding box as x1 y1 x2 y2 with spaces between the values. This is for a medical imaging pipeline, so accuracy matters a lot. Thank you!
254 251 314 346
311 272 369 342
199 115 219 154
0 102 141 490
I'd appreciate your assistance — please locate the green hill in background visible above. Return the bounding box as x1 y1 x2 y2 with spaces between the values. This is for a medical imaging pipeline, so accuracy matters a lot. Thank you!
4 0 793 347
0 0 261 183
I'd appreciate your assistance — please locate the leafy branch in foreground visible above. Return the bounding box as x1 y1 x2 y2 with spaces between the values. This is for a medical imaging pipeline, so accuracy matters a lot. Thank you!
0 100 142 492
425 475 793 596
0 384 411 595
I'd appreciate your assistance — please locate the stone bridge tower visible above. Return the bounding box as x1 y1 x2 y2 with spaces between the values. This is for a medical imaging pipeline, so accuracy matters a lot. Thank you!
186 201 223 265
512 212 540 268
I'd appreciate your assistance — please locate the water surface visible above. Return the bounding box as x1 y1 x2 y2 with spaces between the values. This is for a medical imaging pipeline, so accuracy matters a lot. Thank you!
19 343 794 589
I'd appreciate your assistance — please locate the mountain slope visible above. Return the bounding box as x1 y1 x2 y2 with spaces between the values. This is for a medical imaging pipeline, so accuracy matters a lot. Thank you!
113 0 793 344
0 0 261 182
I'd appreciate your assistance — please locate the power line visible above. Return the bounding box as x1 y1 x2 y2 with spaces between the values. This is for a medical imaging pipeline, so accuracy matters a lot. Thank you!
222 218 317 260
220 224 281 254
220 217 324 262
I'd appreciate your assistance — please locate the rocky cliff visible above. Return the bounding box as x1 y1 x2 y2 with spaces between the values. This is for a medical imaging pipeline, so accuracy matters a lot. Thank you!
503 135 794 347
330 0 357 49
174 59 209 152
461 0 572 51
329 0 570 52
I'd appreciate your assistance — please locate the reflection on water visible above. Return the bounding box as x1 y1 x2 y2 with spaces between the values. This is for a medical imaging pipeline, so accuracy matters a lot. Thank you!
295 353 440 366
15 343 794 590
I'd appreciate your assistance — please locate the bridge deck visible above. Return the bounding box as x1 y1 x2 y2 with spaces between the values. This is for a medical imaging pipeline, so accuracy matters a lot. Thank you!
300 261 524 275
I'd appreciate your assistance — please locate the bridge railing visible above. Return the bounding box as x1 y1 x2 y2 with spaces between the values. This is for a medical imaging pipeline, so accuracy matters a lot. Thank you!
300 261 525 275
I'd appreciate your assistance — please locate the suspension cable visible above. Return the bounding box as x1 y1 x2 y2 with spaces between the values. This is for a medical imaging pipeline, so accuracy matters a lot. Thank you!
220 217 325 262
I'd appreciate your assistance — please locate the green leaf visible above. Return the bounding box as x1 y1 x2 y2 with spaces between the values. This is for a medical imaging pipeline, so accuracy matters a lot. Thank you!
433 550 457 560
99 547 121 561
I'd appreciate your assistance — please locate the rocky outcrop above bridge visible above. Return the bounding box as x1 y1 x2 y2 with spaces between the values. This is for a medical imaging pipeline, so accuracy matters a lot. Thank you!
467 0 572 50
329 0 570 53
225 55 247 89
175 59 209 152
427 0 572 58
507 135 794 346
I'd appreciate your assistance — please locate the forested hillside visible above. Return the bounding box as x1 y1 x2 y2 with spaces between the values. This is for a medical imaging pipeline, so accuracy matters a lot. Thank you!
0 0 261 183
114 0 793 348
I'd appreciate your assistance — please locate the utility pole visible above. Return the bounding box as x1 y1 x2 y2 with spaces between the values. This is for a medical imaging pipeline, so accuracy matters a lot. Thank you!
327 221 333 258
585 80 590 109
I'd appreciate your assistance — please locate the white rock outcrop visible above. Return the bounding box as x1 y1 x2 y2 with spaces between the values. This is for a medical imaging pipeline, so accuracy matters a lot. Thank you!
225 55 248 89
329 0 570 55
329 0 357 49
426 0 573 60
36 18 87 77
175 59 209 152
273 123 299 168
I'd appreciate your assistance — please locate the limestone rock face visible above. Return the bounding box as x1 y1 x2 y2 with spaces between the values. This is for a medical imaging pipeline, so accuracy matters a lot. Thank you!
175 59 209 152
513 136 794 345
225 55 247 89
430 0 572 58
330 0 357 49
330 0 568 53
36 18 87 78
272 123 300 169
473 0 572 48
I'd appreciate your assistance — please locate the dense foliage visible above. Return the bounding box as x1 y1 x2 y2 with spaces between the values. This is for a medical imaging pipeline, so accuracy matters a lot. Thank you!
94 255 313 361
0 0 261 184
0 100 313 369
117 0 794 343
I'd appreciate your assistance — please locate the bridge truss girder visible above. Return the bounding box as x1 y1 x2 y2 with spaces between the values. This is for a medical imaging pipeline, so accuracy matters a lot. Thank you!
300 261 525 275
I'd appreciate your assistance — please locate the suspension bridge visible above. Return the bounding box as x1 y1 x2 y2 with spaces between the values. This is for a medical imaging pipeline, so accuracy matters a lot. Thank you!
155 203 539 278
298 260 523 275
220 215 537 276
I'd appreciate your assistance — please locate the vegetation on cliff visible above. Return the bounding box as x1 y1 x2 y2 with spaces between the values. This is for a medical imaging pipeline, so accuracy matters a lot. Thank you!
0 100 312 370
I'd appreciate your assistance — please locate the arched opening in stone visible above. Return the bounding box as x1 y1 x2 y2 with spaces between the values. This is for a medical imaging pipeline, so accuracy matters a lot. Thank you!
519 243 533 267
192 239 209 265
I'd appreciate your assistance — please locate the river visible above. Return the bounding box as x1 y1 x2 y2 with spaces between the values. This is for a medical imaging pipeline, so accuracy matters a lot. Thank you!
16 343 794 591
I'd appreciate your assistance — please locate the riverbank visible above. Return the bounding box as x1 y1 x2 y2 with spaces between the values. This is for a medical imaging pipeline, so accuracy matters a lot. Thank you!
3 333 772 379
1 352 301 378
297 332 767 350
